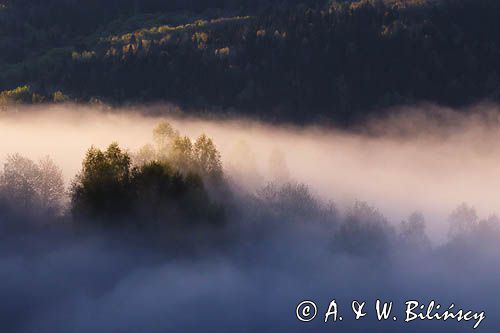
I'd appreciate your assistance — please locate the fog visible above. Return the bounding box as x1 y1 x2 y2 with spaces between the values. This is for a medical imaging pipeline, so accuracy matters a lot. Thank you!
0 103 499 332
2 103 500 239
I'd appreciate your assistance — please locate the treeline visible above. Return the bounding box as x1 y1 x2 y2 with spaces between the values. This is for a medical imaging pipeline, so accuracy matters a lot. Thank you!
1 121 499 254
0 121 226 232
2 0 500 124
71 122 225 228
0 0 321 67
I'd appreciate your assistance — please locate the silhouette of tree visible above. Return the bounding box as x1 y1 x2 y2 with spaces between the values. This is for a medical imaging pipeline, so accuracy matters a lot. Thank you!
1 154 40 211
37 156 65 214
170 135 194 173
71 143 132 224
153 121 178 159
448 203 478 239
335 201 395 255
399 212 431 249
193 134 223 180
0 154 64 217
71 142 225 228
132 161 224 228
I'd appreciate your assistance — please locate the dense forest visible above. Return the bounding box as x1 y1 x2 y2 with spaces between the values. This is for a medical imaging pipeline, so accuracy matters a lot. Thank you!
1 0 500 123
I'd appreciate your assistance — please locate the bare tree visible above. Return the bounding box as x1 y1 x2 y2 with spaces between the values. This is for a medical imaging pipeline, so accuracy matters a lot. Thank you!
0 154 65 216
37 156 65 214
0 154 40 210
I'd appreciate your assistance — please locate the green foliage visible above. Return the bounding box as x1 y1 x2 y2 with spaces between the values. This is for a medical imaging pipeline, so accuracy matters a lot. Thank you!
71 142 224 228
137 121 223 181
153 121 178 155
170 135 194 172
0 86 32 105
71 143 132 223
133 143 156 166
52 90 69 103
0 85 69 106
131 162 224 227
193 134 222 179
2 1 500 123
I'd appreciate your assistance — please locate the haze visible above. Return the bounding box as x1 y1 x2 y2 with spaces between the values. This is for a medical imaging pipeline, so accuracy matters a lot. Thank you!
1 103 500 240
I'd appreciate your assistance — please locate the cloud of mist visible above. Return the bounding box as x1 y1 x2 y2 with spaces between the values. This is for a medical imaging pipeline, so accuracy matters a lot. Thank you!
0 219 498 333
0 103 499 333
2 103 500 239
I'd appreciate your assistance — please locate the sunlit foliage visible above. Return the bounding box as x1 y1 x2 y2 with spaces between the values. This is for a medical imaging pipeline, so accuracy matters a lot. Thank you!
135 121 223 182
2 1 500 123
0 86 32 105
71 143 132 223
71 142 224 228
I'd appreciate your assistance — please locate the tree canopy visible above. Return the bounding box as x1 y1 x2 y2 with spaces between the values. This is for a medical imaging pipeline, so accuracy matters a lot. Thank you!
71 138 224 229
2 0 500 124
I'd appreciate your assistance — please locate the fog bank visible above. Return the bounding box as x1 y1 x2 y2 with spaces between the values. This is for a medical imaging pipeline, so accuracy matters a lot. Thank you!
0 103 499 332
2 103 500 239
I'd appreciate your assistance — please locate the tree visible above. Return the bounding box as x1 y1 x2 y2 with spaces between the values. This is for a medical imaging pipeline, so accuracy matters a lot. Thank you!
132 143 156 166
0 154 40 211
136 122 224 182
258 182 318 217
52 90 69 103
153 121 178 159
0 154 64 217
399 212 431 249
71 143 132 223
254 182 336 226
71 142 225 228
448 203 478 239
0 86 32 106
193 134 223 179
36 156 65 214
335 201 395 255
170 135 194 172
475 215 500 240
131 161 224 227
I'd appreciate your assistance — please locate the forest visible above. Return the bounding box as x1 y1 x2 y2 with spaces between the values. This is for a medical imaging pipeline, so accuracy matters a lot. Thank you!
1 114 499 332
1 1 500 332
1 0 500 123
1 118 497 251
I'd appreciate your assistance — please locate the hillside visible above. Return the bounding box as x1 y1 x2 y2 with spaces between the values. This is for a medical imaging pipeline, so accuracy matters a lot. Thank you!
1 0 500 123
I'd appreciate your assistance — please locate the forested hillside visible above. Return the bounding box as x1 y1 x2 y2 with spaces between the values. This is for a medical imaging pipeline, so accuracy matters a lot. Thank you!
1 0 500 123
